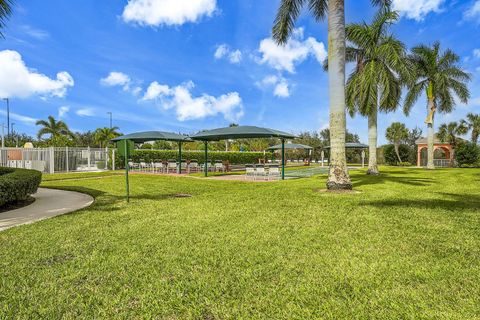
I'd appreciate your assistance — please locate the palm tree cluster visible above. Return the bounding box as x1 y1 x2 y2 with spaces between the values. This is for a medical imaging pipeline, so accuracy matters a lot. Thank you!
273 0 471 187
35 115 121 148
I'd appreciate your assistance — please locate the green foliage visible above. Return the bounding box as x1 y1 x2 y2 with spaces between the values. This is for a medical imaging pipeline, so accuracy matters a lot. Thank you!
383 144 412 165
0 167 42 207
114 150 265 168
141 143 153 150
94 127 120 148
455 142 480 167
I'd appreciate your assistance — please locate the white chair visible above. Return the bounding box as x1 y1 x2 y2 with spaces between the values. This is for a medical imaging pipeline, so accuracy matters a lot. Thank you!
268 166 280 181
152 162 164 173
245 164 256 180
214 161 225 173
167 161 177 173
128 161 139 171
188 161 199 173
256 166 267 180
139 161 149 172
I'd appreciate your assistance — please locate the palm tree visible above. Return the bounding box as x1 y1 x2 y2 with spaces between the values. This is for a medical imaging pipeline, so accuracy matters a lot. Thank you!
272 0 390 189
94 127 120 148
438 121 468 166
0 0 13 38
385 122 409 163
404 42 471 169
36 115 73 140
463 113 480 144
343 8 407 175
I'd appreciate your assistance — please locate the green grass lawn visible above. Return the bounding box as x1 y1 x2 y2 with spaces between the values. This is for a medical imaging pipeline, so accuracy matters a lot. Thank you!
1 167 480 319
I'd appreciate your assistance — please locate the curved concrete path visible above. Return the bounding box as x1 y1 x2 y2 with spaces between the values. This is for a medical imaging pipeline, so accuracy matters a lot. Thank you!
0 188 94 231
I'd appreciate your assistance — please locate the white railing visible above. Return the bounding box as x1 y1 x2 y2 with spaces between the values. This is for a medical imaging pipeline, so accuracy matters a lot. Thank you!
433 159 451 167
0 147 115 173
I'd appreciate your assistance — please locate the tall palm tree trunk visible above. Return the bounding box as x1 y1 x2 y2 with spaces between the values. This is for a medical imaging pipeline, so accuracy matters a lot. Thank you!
327 0 352 190
394 143 402 163
367 108 379 175
426 97 435 169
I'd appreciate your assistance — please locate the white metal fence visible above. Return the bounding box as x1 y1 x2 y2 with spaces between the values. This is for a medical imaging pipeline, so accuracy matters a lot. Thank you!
0 147 115 173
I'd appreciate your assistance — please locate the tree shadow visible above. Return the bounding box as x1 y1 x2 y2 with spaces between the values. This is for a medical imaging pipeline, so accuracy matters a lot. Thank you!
362 192 480 211
352 173 434 188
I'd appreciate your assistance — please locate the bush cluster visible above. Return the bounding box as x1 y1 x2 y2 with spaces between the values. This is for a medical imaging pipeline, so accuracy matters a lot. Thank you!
0 167 42 207
113 150 265 169
455 142 480 167
383 144 413 166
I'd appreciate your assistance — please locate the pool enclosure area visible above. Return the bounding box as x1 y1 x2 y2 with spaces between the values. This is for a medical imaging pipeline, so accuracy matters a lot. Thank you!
0 147 113 173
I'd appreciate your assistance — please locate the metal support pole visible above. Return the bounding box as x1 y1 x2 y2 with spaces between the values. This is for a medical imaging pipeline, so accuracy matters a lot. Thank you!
281 139 285 180
124 140 130 202
66 146 69 172
87 146 91 169
112 149 116 171
204 141 208 177
49 147 54 174
178 142 182 174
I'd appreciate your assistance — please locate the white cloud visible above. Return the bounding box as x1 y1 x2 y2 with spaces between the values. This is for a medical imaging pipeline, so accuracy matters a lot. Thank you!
122 0 217 27
58 106 69 118
142 81 243 121
257 28 327 73
257 75 290 98
464 1 480 22
473 49 480 58
214 44 242 64
100 71 131 90
76 108 95 117
0 50 74 99
0 110 36 125
391 0 444 21
20 25 50 40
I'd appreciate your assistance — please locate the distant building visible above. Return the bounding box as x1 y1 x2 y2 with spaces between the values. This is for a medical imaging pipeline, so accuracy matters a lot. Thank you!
415 134 453 167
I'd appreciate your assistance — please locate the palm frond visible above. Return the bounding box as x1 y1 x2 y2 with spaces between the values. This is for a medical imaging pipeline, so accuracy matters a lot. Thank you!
272 0 307 45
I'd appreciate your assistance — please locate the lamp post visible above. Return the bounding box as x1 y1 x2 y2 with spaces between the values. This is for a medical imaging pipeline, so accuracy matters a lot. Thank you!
3 98 9 136
1 123 5 148
107 112 112 129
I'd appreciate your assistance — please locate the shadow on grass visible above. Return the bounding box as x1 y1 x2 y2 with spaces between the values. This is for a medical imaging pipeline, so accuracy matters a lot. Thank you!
362 192 480 211
352 173 434 188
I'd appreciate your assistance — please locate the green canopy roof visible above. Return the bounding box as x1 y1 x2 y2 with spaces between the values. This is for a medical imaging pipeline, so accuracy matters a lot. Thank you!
111 131 192 143
267 143 313 150
324 142 368 149
190 125 296 141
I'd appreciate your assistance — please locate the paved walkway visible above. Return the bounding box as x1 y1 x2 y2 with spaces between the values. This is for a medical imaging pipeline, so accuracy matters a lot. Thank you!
0 188 94 231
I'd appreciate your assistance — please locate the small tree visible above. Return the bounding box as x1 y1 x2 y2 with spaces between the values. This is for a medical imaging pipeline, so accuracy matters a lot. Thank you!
438 121 468 165
464 113 480 144
455 142 480 167
94 127 120 148
385 122 409 162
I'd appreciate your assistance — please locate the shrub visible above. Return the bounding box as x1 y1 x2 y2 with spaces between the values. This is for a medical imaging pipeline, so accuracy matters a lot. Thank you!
0 167 42 207
383 144 412 166
113 150 265 169
455 142 480 167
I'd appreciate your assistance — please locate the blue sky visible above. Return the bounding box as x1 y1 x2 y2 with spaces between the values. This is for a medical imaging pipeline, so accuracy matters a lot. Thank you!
0 0 479 144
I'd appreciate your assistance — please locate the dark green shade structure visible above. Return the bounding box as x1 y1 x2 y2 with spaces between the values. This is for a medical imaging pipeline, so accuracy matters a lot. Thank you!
267 143 313 150
189 126 296 141
190 126 296 180
323 142 368 149
112 131 192 143
111 131 192 202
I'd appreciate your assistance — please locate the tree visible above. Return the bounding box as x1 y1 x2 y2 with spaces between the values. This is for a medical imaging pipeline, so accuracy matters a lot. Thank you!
94 127 120 148
404 42 471 169
463 113 480 144
385 122 409 162
437 121 468 165
455 142 480 167
272 0 390 189
74 131 96 147
343 8 407 175
0 0 13 38
36 115 73 142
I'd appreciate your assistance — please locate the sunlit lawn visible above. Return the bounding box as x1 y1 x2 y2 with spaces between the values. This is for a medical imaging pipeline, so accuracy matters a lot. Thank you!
1 167 479 319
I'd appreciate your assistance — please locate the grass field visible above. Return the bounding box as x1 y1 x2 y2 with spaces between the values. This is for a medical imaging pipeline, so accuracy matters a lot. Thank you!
1 167 480 319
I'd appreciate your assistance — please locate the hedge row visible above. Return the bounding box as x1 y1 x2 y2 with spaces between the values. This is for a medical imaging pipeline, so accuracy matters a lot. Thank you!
0 167 42 207
114 150 265 168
